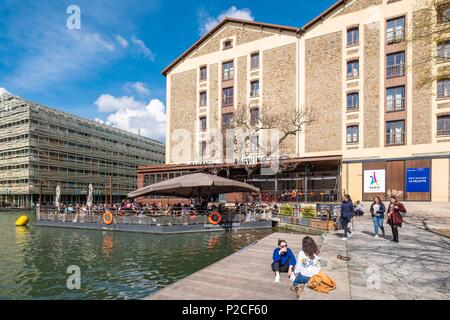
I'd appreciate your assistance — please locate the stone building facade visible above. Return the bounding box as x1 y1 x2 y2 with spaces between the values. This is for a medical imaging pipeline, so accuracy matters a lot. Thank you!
153 0 450 203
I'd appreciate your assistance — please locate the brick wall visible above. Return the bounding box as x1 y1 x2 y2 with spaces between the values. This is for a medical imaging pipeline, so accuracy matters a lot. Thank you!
190 26 272 59
263 43 297 157
364 22 381 148
305 32 342 153
412 9 433 145
170 69 197 163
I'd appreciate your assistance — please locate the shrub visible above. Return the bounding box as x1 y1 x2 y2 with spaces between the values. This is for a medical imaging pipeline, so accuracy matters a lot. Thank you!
280 204 293 216
301 206 316 218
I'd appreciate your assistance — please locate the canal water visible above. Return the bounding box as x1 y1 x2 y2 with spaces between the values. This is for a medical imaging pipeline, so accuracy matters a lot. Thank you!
0 211 278 300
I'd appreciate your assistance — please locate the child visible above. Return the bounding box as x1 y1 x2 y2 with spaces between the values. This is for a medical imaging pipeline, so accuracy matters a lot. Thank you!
291 236 320 292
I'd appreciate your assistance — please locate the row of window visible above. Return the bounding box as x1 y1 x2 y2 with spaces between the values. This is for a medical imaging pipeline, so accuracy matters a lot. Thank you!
346 79 450 113
346 16 405 48
199 53 260 82
346 116 450 145
199 80 260 108
198 108 259 133
347 51 405 80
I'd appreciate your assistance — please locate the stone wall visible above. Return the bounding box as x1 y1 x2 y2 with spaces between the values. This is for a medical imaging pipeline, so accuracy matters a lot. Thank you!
237 56 247 112
363 22 381 148
170 69 196 163
412 9 433 145
305 32 342 153
209 64 219 131
335 0 382 17
263 43 297 157
190 26 272 59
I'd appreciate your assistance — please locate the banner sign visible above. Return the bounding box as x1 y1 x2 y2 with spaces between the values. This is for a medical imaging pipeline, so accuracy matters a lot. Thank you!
406 168 430 193
364 170 386 193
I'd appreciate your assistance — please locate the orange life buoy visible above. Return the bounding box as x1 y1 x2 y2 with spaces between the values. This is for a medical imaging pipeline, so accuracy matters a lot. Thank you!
208 212 222 225
103 211 113 225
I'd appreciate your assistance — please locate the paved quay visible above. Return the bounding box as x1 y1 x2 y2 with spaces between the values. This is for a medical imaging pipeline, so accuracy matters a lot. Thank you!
146 202 450 300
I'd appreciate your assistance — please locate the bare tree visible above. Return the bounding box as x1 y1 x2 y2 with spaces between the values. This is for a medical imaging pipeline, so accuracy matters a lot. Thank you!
408 0 450 89
231 105 315 159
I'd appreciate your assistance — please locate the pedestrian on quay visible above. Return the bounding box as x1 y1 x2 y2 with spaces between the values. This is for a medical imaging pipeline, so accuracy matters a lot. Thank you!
370 196 385 238
340 194 354 241
387 195 406 243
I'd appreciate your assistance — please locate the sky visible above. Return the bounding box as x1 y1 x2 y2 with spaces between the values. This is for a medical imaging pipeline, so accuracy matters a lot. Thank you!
0 0 337 142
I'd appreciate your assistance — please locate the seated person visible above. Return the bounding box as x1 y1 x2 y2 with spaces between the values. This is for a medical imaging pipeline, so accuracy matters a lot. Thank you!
291 236 320 292
272 240 296 283
354 201 364 217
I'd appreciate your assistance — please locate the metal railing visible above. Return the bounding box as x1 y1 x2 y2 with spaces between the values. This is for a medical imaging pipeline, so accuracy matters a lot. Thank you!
386 30 404 44
386 131 406 145
386 98 405 111
386 63 405 78
37 207 268 226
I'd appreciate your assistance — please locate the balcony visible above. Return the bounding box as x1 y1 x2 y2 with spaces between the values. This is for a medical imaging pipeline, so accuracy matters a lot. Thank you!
386 63 405 78
386 30 404 44
386 132 405 145
222 97 234 107
386 98 405 111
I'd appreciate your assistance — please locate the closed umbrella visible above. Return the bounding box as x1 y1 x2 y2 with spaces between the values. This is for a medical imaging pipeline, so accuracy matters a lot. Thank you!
55 184 61 209
86 183 93 212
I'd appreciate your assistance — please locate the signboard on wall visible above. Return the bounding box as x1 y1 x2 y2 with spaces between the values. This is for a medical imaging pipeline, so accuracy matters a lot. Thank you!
406 168 430 193
363 170 386 193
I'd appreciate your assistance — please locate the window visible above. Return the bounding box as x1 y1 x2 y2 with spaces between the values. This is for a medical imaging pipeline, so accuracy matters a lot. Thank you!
438 5 450 24
250 108 259 125
386 52 405 78
251 52 260 69
437 115 450 135
223 61 234 81
386 86 405 111
199 91 207 107
437 41 450 61
223 39 233 50
386 16 405 44
200 141 207 157
250 80 260 97
347 60 359 79
347 27 359 47
223 87 234 106
222 113 233 128
386 120 405 145
346 126 359 144
250 135 260 153
199 66 207 81
346 92 359 111
437 79 450 98
200 117 207 132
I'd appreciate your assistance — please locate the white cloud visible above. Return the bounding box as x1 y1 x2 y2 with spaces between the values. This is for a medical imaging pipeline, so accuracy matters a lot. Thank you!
131 36 156 61
94 94 143 112
115 35 129 48
198 6 254 35
94 94 166 142
124 82 150 96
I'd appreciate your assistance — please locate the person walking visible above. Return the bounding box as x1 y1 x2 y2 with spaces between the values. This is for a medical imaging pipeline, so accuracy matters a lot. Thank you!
387 195 406 243
340 194 354 241
370 197 385 238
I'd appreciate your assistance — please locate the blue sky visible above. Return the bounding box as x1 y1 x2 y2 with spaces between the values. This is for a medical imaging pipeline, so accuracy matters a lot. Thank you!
0 0 337 142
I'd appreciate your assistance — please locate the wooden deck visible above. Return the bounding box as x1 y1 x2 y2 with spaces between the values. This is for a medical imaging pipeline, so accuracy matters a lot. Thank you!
146 232 322 300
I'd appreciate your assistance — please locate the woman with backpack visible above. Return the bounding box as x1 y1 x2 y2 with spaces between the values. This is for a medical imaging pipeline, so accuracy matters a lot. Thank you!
387 195 406 243
340 194 354 241
370 197 385 239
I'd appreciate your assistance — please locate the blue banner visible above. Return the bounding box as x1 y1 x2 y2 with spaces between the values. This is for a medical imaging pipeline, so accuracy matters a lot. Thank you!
406 168 430 193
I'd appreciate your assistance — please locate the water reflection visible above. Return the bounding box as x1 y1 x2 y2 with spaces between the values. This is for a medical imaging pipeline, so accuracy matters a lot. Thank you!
0 212 274 299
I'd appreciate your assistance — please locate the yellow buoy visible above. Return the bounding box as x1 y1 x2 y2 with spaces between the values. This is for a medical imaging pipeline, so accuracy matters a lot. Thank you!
15 215 30 226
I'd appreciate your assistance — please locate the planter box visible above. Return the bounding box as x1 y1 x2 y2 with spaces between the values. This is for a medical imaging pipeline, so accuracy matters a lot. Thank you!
309 219 328 230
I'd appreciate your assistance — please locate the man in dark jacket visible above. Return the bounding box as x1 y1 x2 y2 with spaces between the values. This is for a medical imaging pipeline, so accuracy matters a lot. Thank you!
340 194 355 241
272 239 296 283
